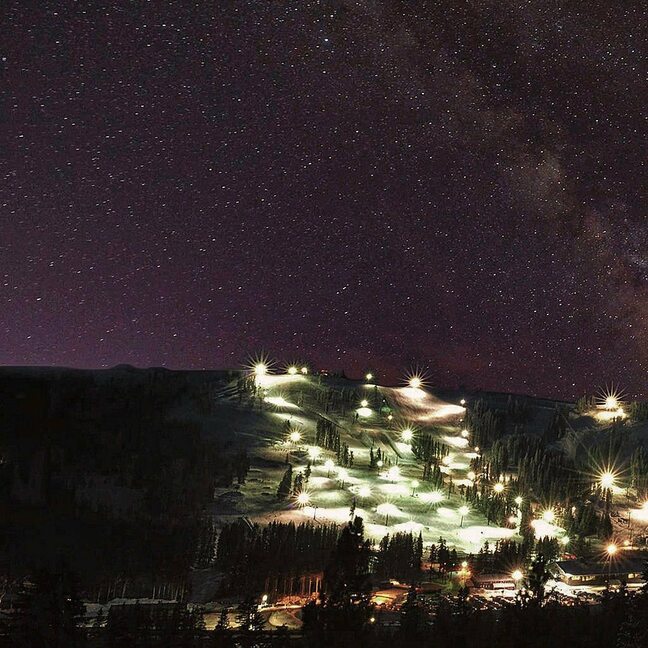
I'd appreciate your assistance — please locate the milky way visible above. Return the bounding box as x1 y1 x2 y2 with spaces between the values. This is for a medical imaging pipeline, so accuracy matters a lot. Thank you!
2 1 646 398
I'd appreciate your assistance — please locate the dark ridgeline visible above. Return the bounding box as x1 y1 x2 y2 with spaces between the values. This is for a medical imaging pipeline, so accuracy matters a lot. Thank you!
0 367 244 603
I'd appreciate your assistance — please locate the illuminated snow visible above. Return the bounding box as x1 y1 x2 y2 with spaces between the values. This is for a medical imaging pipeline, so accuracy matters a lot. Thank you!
419 491 444 504
393 520 425 533
530 518 560 538
458 525 516 548
256 374 306 389
376 503 406 518
437 507 457 519
264 395 297 408
379 483 410 496
443 435 470 449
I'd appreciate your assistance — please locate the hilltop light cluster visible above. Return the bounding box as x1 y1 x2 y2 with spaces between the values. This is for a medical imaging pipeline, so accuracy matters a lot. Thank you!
594 386 627 421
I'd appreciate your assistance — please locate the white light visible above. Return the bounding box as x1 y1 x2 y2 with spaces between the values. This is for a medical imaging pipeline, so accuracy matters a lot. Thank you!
512 569 523 581
337 468 348 481
514 496 523 506
442 455 452 466
460 429 469 438
460 399 466 406
459 505 469 516
289 431 301 443
324 459 335 470
411 480 420 488
542 509 555 523
402 428 414 442
606 543 618 556
287 366 298 375
359 486 372 498
493 482 504 494
296 492 310 506
254 363 268 376
409 377 422 389
467 471 476 481
360 399 369 408
308 446 321 460
300 366 308 374
600 472 616 489
366 373 373 381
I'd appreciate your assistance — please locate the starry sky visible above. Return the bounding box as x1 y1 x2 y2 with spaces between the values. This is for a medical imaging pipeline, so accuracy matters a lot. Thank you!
3 1 646 398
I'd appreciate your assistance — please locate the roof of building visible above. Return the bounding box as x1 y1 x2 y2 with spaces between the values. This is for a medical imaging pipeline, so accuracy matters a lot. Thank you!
472 573 515 583
554 555 647 577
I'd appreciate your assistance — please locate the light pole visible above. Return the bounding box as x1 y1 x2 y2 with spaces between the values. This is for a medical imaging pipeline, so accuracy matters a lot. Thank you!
459 505 469 528
606 543 617 586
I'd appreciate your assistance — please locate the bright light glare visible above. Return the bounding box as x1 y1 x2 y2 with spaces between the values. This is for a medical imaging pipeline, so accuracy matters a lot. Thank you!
324 459 335 470
337 468 348 481
514 496 523 506
360 399 369 408
357 407 372 418
512 569 523 581
596 387 626 420
287 366 298 375
308 446 321 460
409 376 422 389
542 509 556 523
600 471 616 489
459 505 469 516
366 373 373 381
461 429 469 438
411 480 419 488
300 367 308 374
359 486 372 498
296 492 310 506
606 543 618 556
288 431 301 443
493 482 505 494
254 363 268 376
402 428 414 442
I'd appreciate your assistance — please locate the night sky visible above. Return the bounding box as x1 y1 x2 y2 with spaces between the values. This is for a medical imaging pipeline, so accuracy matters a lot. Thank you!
3 2 645 398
